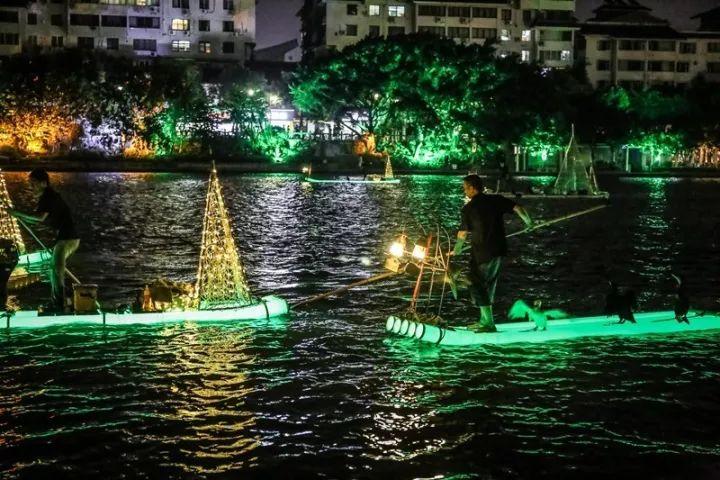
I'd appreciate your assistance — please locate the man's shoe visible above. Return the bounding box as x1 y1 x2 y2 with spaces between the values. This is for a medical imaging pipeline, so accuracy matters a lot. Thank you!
469 323 497 333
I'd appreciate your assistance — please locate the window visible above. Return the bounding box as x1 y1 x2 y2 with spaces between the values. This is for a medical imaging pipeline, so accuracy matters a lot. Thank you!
27 13 37 25
172 0 190 8
171 18 189 31
369 5 380 16
447 7 470 18
77 37 95 49
106 37 119 50
447 26 469 39
561 30 572 42
649 40 675 52
618 60 644 71
51 36 63 47
418 5 445 17
346 4 357 16
27 35 38 46
501 9 511 23
133 0 160 4
472 28 496 39
199 41 211 53
368 25 380 37
707 62 720 73
388 6 404 17
133 38 156 51
708 42 720 53
418 26 445 36
51 15 63 26
679 42 696 54
223 20 234 32
597 60 610 71
539 50 561 62
521 50 530 62
0 11 19 23
648 61 674 72
597 39 610 51
223 0 233 10
129 16 160 28
676 61 690 72
560 50 571 61
521 29 531 42
345 24 357 36
222 41 234 53
619 40 645 51
102 15 127 27
199 0 209 9
500 29 510 41
199 19 210 31
171 40 190 52
388 26 404 36
472 7 496 18
70 14 100 27
0 33 19 45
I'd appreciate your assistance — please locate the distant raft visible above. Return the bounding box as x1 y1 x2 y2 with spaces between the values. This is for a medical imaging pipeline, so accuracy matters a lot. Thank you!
2 295 288 330
304 176 400 184
386 310 720 346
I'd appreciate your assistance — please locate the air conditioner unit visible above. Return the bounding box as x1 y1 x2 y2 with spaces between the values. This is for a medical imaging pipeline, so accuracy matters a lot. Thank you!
434 16 442 22
362 9 368 15
182 8 189 14
150 7 158 13
538 40 544 46
459 17 468 24
337 30 346 35
388 16 395 23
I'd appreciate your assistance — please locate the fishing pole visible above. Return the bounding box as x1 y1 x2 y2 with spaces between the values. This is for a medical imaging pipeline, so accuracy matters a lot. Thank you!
292 271 399 309
15 217 82 285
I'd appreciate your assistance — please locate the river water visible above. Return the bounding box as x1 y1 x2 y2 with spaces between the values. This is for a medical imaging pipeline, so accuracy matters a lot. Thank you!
1 173 719 479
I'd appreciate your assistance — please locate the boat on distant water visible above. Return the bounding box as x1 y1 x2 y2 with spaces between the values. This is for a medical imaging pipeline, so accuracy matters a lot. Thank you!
386 311 720 346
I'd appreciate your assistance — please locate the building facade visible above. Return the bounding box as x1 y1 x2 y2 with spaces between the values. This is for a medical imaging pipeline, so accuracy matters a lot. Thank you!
302 0 578 68
580 1 720 89
0 0 255 64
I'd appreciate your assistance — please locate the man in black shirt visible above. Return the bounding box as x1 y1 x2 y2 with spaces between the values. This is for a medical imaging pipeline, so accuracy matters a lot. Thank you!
453 174 534 332
10 169 79 311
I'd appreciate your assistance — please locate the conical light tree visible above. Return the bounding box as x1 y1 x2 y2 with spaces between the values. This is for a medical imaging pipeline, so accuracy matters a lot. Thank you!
384 155 394 179
0 169 26 254
194 165 253 309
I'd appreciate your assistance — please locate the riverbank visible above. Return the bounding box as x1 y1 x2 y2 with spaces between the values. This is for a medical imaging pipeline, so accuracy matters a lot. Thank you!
2 156 720 177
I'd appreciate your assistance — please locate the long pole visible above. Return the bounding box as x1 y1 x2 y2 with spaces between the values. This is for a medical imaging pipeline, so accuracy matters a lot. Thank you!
506 204 607 238
15 217 82 284
292 271 398 309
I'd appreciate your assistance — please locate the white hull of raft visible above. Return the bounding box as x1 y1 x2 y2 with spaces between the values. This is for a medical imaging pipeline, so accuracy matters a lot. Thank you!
386 310 720 346
3 295 288 329
304 177 400 184
17 250 51 268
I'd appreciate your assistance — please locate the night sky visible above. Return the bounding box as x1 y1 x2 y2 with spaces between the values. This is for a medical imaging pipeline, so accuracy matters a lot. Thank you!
254 0 720 49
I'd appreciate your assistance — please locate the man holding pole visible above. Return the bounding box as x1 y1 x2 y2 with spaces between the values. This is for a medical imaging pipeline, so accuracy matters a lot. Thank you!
10 169 79 312
453 174 534 332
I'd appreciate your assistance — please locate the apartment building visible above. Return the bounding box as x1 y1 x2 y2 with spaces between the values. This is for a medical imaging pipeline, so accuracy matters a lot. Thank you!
581 0 720 89
0 0 255 64
301 0 578 68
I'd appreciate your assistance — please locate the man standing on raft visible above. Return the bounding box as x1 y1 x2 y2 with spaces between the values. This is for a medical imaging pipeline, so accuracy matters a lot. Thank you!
10 169 79 312
452 174 534 332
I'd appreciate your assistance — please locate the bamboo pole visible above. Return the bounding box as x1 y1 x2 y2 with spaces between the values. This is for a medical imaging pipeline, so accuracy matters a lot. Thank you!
506 204 608 238
292 271 398 309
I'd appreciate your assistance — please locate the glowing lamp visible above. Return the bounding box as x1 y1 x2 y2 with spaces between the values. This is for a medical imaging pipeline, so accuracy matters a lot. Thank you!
389 241 405 258
412 244 427 261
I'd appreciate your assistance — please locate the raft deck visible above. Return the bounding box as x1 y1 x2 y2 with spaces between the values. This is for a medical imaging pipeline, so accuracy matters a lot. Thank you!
3 295 288 329
386 310 720 346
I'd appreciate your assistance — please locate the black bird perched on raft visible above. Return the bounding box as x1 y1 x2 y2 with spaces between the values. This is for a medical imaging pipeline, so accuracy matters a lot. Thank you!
671 274 690 324
604 281 637 324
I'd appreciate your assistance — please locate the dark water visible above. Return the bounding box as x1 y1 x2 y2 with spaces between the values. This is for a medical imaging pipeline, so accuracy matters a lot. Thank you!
1 173 719 479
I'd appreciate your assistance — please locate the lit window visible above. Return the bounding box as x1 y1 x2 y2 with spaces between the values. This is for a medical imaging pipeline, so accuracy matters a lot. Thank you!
388 5 405 17
199 41 211 53
500 29 510 41
521 30 531 42
171 18 189 31
171 40 190 52
521 50 530 62
369 5 380 16
561 50 571 61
